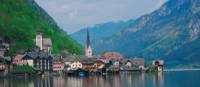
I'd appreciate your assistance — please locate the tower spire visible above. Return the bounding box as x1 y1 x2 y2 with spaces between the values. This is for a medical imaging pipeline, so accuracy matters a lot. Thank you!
86 29 90 48
85 29 93 57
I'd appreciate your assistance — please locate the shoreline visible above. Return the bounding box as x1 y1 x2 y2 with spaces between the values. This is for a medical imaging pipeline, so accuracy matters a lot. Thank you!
164 68 200 72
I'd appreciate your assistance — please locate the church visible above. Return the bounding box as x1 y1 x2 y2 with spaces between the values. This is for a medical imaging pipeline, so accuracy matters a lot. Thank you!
35 31 52 53
85 29 93 57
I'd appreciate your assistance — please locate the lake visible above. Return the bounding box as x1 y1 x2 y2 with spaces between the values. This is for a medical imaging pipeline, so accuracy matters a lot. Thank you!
0 71 200 87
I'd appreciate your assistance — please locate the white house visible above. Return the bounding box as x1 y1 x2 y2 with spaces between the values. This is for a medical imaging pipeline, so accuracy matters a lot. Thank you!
152 59 164 72
69 62 83 70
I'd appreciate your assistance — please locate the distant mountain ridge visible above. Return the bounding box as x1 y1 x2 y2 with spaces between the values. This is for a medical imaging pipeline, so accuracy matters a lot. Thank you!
86 0 199 67
70 20 135 46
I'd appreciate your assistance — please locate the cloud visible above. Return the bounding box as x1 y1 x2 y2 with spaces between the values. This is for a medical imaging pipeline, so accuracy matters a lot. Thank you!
34 0 166 34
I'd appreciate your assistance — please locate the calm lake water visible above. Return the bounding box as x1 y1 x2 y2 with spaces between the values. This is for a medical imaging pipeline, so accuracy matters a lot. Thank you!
0 71 200 87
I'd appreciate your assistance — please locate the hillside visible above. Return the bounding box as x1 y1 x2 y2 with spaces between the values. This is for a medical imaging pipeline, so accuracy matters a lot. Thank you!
93 0 200 67
71 20 134 46
0 0 83 56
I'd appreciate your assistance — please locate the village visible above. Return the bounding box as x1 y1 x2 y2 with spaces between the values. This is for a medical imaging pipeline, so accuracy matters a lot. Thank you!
0 30 164 77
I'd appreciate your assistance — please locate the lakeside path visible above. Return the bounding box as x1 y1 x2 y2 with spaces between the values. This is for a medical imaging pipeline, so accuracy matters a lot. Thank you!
164 68 200 72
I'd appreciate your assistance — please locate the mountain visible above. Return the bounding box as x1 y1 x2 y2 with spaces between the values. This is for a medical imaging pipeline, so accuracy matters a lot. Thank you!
93 0 200 67
0 0 83 55
70 20 135 46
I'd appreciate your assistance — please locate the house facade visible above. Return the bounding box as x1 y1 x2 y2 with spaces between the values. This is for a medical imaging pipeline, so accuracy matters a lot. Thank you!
70 62 83 70
22 49 53 72
32 55 53 71
0 57 8 71
52 62 64 71
12 54 27 65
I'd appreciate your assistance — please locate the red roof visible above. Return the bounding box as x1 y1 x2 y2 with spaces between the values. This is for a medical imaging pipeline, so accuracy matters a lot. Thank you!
12 54 25 64
13 54 24 61
103 52 122 59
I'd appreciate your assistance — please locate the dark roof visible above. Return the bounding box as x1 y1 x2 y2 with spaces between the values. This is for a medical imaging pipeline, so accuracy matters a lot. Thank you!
24 50 52 59
0 56 11 63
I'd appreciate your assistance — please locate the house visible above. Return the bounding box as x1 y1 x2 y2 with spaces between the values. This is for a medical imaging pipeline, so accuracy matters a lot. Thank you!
0 48 8 57
43 38 52 53
0 57 8 71
69 62 83 70
23 54 34 67
82 62 94 71
51 54 64 71
24 49 53 72
113 60 120 67
51 54 62 60
124 58 145 70
81 58 96 71
0 38 10 50
31 53 52 71
94 59 108 69
0 38 10 58
12 49 53 72
103 52 122 59
125 60 132 68
0 63 6 71
106 59 121 73
12 54 26 65
152 59 164 72
52 62 64 71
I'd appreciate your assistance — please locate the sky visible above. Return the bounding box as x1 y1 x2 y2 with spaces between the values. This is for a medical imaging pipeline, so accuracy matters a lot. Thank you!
34 0 167 34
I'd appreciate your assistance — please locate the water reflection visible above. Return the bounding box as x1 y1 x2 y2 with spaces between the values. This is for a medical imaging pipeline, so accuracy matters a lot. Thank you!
2 71 200 87
152 72 164 87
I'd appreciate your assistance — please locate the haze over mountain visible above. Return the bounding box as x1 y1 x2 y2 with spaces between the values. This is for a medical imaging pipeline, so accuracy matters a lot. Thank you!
71 20 135 46
35 0 166 33
72 0 200 67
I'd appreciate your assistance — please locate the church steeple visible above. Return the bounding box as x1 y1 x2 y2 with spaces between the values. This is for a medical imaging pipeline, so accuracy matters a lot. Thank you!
86 29 90 48
85 29 93 57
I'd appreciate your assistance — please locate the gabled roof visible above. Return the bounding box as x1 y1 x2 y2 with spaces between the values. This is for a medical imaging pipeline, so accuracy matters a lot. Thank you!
81 58 96 64
13 54 25 61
